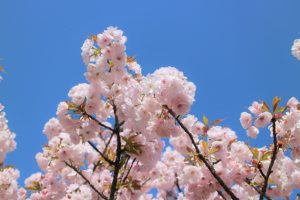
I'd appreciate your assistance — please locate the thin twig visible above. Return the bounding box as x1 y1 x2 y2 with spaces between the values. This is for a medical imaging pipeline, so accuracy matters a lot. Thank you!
88 141 115 166
217 190 227 200
245 178 271 200
165 106 239 200
119 155 130 181
258 167 267 180
259 118 278 200
175 173 182 193
103 133 114 154
65 161 108 200
122 158 136 183
93 133 115 172
85 112 114 132
109 102 123 200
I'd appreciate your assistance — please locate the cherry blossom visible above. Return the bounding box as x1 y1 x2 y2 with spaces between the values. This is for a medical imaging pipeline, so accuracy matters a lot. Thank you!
292 38 300 60
1 27 300 200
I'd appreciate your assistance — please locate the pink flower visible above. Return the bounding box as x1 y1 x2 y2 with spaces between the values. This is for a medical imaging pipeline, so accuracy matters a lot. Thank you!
35 153 48 171
182 165 201 184
97 33 112 47
248 101 263 115
254 112 272 128
291 39 300 60
240 112 252 129
286 97 299 109
247 126 259 138
231 142 252 162
25 172 42 189
170 94 191 115
43 118 62 140
291 170 300 188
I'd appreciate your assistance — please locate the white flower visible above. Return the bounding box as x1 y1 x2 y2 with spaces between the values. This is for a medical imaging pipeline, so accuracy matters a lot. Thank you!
291 39 300 60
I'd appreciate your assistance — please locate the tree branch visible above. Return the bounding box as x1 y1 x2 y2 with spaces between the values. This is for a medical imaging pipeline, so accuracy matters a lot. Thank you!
93 132 115 172
165 106 239 200
104 133 114 154
109 102 123 200
122 158 136 183
175 173 182 193
217 190 227 200
84 112 114 132
65 161 108 200
88 141 115 166
258 167 267 180
245 178 272 200
259 117 278 200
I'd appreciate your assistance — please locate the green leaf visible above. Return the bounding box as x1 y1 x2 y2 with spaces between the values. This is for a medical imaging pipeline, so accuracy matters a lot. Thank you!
0 65 4 72
268 177 276 184
261 151 273 161
66 101 78 110
262 101 270 112
250 148 259 159
107 59 114 68
119 156 128 168
131 179 142 190
127 56 136 63
122 135 143 155
211 118 223 127
208 147 220 155
249 181 258 187
275 106 286 113
203 115 209 126
200 140 208 152
25 181 41 191
93 48 101 57
0 165 15 172
272 96 281 112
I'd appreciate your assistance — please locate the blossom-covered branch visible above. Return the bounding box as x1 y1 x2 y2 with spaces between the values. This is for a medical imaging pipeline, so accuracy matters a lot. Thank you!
20 27 300 200
65 161 108 200
165 105 239 200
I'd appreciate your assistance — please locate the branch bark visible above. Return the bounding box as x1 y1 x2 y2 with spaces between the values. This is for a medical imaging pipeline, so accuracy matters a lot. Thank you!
65 161 108 200
122 158 136 183
84 112 114 132
165 106 239 200
245 178 272 200
88 141 115 166
217 190 227 200
259 118 278 200
109 102 123 200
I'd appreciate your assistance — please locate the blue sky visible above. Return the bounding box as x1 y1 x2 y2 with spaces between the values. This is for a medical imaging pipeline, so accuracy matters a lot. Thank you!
1 0 300 197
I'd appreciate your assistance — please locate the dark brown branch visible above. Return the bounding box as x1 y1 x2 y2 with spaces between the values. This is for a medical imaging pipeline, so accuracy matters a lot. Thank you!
165 106 239 200
258 167 267 180
84 112 114 132
65 161 108 200
259 118 278 200
175 173 182 193
88 141 115 166
245 178 271 200
122 158 136 183
217 190 227 200
109 102 123 200
93 160 102 172
119 155 130 181
104 133 114 154
94 132 115 172
141 177 151 186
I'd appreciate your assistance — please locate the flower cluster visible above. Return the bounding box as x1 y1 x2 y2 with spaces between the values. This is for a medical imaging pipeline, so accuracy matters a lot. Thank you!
0 104 16 164
0 104 25 199
239 97 300 199
292 38 300 60
3 27 300 200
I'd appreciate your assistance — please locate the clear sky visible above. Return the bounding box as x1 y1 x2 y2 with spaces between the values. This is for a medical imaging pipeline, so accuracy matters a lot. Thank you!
1 0 300 197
